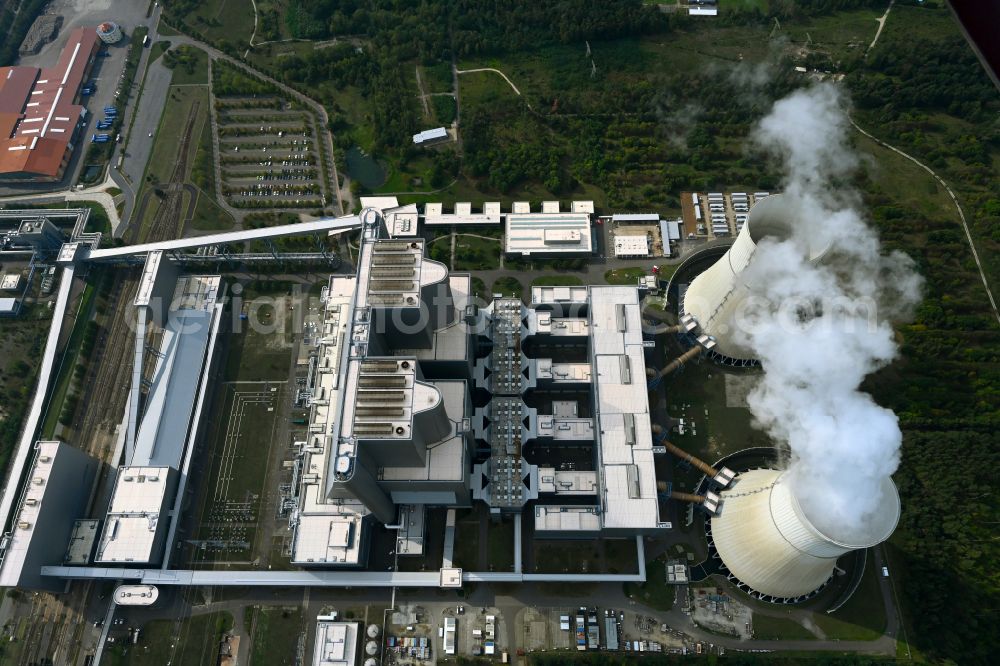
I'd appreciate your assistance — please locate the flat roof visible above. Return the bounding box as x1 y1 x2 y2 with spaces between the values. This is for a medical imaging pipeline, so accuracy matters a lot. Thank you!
613 235 649 257
537 469 598 495
314 619 359 666
612 213 660 223
422 201 502 226
413 127 448 144
505 213 593 255
96 467 173 564
534 505 601 532
64 519 100 564
589 287 661 530
0 441 60 586
293 512 364 565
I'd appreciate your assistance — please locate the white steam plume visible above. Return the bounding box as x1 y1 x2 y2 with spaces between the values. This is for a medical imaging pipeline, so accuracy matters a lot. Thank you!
741 83 922 543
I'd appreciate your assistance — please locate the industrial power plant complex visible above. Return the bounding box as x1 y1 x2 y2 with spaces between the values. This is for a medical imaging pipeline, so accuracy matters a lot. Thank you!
0 192 900 613
0 0 988 661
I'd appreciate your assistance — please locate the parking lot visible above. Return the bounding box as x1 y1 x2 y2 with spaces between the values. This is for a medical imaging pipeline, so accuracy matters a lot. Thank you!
216 101 325 209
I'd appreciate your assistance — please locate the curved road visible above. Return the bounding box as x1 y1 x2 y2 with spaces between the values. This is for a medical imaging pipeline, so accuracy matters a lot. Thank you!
852 119 1000 327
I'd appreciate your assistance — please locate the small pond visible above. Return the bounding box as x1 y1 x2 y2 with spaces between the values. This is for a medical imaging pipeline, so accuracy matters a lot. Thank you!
345 146 387 189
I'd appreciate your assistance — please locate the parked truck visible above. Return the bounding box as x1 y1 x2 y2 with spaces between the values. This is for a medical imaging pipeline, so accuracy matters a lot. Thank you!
575 615 586 651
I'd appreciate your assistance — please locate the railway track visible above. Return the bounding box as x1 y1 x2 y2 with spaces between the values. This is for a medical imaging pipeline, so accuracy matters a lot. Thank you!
26 98 208 666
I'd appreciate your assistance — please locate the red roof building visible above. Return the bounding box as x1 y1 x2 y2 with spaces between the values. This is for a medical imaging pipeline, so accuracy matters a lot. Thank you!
0 27 100 182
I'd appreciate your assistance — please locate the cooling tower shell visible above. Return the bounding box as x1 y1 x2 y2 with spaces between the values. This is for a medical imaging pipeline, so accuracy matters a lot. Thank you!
710 469 899 600
682 194 830 362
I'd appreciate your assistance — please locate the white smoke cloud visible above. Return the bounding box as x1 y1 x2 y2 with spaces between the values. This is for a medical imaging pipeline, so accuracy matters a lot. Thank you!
739 83 922 543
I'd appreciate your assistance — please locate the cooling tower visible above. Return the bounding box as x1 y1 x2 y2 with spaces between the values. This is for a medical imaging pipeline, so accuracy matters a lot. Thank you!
682 194 830 362
710 469 899 600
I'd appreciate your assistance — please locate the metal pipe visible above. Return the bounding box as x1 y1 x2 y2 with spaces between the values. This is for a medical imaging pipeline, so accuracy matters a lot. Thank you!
656 482 705 504
663 441 719 478
659 345 702 377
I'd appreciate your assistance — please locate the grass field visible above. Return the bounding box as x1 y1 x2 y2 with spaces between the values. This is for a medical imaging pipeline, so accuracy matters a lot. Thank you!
660 358 770 494
38 280 98 438
752 613 817 641
248 606 306 666
186 0 255 46
453 234 502 271
492 276 523 299
531 275 583 287
857 133 956 223
108 611 234 666
487 520 515 571
605 267 648 284
137 84 210 241
623 555 677 612
169 46 210 85
815 556 888 640
451 509 482 570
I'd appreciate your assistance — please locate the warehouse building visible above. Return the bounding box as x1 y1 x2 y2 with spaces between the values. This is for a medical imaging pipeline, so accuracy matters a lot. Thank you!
0 27 100 182
504 212 593 256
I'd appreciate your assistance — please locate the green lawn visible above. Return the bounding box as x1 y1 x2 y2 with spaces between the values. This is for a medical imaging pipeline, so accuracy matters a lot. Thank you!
451 510 481 570
470 277 488 302
190 191 235 231
109 611 234 665
814 555 888 641
150 40 171 63
185 0 255 46
492 276 523 299
623 556 676 612
486 520 515 571
531 275 583 287
138 85 210 240
39 281 97 438
167 46 209 85
752 613 817 641
248 607 306 666
605 267 648 284
453 234 501 271
224 300 294 382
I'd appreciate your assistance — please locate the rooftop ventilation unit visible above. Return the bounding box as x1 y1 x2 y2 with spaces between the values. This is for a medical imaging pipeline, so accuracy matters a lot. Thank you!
355 406 405 417
371 267 416 279
374 242 415 252
372 254 416 266
357 390 406 404
369 280 415 292
361 360 399 373
353 424 396 436
359 376 407 388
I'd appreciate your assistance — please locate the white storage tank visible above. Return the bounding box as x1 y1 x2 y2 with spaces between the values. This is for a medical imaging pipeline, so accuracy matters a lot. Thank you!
97 22 123 44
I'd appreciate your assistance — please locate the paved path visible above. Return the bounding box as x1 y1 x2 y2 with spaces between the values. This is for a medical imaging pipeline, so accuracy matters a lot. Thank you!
0 174 122 234
852 119 1000 327
867 1 895 55
107 4 165 231
456 67 524 96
